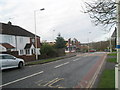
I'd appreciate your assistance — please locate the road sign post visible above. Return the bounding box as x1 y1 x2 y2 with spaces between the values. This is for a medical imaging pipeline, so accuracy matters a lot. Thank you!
116 0 120 89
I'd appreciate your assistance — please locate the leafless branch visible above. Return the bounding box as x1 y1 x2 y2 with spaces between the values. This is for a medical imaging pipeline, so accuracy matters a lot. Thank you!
83 0 116 30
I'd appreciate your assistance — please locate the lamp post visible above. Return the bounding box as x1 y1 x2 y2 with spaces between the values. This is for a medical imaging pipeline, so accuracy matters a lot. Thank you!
103 31 112 52
108 31 113 53
53 30 55 41
88 32 91 52
34 8 45 60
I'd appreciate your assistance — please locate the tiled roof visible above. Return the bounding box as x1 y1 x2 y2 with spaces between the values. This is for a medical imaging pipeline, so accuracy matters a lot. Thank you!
0 22 40 38
0 43 15 49
24 43 33 49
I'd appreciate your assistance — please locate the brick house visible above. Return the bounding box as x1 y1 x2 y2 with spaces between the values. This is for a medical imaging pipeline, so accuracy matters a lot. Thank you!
65 38 81 53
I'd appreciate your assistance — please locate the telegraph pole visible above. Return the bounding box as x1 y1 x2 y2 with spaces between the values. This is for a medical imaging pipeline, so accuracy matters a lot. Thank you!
116 0 120 89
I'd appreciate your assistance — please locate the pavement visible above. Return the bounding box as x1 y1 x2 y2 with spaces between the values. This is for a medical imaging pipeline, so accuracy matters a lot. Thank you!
1 52 107 88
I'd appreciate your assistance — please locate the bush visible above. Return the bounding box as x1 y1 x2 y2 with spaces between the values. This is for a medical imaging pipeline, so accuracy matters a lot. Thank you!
40 43 57 58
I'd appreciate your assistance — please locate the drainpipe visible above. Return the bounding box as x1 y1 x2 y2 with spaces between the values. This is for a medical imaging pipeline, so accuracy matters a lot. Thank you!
15 35 17 51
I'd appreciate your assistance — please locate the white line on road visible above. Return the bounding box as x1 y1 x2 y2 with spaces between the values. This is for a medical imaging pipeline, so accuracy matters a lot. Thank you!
73 58 80 61
0 71 44 87
54 62 69 68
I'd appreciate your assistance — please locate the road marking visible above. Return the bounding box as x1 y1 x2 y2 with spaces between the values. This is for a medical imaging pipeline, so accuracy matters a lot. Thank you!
39 78 64 88
35 80 43 84
41 56 76 66
43 78 59 86
73 58 80 61
54 62 69 68
0 71 44 87
48 78 64 88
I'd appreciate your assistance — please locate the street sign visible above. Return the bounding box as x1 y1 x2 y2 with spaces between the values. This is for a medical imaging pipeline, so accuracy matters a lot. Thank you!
116 45 120 49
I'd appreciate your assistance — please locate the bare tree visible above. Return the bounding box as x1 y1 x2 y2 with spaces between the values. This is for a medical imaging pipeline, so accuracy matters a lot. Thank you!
83 0 116 30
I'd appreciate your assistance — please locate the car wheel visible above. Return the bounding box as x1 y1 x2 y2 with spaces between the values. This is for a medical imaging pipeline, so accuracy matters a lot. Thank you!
18 62 23 68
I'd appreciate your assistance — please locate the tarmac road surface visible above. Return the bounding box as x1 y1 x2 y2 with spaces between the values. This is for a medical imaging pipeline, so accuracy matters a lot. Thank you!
1 52 107 88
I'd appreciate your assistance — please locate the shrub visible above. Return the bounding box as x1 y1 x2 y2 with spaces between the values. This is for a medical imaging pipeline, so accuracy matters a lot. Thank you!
40 43 57 58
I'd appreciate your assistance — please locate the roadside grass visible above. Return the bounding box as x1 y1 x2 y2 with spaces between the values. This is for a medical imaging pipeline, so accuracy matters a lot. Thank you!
98 69 115 88
26 57 64 66
108 53 117 56
25 55 75 66
107 58 117 63
97 52 116 88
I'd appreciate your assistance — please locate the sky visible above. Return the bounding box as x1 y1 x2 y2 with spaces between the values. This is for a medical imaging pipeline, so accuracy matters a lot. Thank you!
0 0 115 43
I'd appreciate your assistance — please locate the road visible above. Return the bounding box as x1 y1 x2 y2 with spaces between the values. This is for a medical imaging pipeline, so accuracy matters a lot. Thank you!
1 52 107 88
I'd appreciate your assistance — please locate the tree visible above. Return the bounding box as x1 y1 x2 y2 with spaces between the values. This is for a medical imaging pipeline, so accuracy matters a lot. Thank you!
83 0 116 30
55 33 66 49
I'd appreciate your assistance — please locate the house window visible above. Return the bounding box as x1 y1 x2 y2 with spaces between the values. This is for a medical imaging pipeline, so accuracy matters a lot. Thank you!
31 39 35 43
26 49 30 55
31 49 35 54
20 50 24 55
5 35 12 43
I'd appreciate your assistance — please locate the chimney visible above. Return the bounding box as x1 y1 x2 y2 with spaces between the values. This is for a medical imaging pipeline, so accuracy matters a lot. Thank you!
8 21 12 25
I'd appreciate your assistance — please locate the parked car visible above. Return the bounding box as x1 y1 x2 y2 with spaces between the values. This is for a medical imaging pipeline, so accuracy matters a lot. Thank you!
0 54 25 70
89 49 96 52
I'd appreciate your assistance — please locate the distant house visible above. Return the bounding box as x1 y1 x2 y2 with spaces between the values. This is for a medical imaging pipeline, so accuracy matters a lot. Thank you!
80 43 89 52
65 38 81 53
0 21 41 56
46 41 55 46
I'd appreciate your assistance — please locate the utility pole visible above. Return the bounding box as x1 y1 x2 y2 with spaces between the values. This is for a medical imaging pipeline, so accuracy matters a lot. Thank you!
88 32 91 52
53 30 55 41
116 0 120 89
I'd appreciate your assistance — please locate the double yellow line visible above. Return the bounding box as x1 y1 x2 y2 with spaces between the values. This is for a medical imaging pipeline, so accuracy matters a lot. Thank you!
43 78 64 88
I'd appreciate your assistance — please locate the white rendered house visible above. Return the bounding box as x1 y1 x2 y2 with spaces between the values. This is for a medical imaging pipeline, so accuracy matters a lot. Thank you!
0 21 41 56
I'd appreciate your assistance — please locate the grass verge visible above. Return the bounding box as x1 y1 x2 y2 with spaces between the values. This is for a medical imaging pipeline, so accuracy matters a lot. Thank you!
97 52 116 88
98 69 115 88
108 53 117 56
25 55 75 66
26 57 64 66
107 58 117 63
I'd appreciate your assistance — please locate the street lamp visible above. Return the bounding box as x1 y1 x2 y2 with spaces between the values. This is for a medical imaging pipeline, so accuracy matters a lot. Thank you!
53 30 55 41
103 30 112 52
88 32 91 52
34 8 45 60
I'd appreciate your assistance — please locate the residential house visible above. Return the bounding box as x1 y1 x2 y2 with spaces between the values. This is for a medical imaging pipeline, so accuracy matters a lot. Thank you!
65 38 81 53
0 43 15 52
46 41 55 46
0 21 41 56
80 43 89 52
